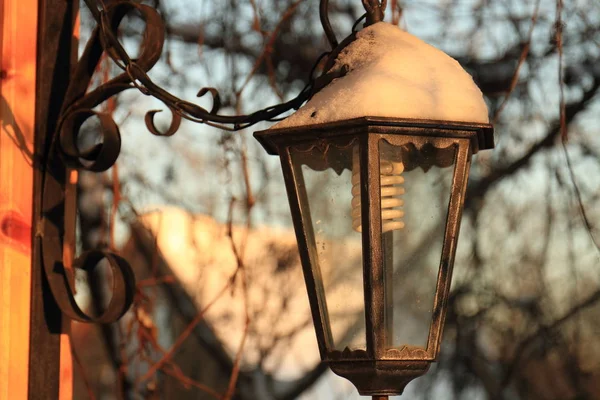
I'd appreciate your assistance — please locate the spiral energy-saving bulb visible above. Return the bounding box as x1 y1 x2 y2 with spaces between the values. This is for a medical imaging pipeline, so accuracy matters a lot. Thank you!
351 148 405 233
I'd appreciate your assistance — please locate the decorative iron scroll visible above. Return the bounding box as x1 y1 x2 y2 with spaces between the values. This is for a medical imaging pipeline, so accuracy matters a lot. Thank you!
41 0 386 324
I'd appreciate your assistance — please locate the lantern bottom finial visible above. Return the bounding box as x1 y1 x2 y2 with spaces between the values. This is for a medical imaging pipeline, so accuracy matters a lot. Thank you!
328 360 431 396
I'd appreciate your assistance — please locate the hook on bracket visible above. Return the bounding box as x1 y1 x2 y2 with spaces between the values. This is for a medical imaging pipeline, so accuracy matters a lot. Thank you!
320 0 387 50
362 0 387 25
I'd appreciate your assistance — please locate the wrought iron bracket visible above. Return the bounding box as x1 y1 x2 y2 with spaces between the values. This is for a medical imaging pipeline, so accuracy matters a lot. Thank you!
38 0 385 326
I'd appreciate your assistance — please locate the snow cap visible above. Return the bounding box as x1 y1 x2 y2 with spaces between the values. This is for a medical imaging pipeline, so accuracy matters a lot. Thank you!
274 23 489 129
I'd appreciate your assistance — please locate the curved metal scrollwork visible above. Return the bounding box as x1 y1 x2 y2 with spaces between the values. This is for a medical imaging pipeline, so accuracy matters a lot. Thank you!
76 0 313 134
41 0 388 324
41 1 163 323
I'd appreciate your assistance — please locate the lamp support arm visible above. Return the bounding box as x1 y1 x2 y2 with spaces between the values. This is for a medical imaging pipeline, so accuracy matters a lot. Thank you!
39 0 387 328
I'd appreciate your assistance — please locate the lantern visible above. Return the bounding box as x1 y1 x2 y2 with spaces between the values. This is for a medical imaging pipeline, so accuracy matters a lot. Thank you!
254 21 494 398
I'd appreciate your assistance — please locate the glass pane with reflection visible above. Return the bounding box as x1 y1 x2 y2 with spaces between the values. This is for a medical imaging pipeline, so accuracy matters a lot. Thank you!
378 137 457 351
290 139 366 352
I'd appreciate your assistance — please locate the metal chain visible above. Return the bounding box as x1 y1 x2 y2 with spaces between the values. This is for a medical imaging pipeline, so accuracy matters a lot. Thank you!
80 0 315 132
80 0 386 131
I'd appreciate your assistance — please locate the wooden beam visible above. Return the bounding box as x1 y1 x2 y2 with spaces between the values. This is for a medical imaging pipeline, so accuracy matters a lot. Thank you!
0 0 38 397
28 0 79 398
1 0 80 398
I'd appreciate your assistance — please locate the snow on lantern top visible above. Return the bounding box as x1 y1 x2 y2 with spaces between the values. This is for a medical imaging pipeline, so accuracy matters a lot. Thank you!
274 23 489 129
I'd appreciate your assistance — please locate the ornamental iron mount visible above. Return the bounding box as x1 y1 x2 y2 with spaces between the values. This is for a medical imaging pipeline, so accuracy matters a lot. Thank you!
38 0 386 329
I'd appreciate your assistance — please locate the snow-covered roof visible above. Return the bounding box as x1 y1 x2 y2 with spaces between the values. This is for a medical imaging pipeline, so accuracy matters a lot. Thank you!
274 23 489 129
136 207 364 381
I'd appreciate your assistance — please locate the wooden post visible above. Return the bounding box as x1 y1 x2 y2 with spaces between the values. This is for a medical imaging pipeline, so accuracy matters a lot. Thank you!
0 0 39 398
1 0 77 398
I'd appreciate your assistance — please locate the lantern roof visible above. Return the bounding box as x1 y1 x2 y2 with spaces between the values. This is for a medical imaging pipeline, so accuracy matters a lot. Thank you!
274 22 489 129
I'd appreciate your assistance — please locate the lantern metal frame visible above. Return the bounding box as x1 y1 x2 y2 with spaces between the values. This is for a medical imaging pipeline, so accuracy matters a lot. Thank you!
255 117 493 395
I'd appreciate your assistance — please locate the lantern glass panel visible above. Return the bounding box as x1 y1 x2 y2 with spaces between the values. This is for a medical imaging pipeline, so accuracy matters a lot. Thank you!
290 139 366 351
378 137 457 350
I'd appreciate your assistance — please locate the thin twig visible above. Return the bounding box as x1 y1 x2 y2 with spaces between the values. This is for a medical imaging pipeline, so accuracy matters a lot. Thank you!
235 0 302 97
161 365 222 399
503 288 600 386
110 162 120 249
556 0 567 142
492 0 541 123
555 0 599 252
137 275 177 287
222 198 251 400
562 144 600 252
137 275 238 383
71 335 97 400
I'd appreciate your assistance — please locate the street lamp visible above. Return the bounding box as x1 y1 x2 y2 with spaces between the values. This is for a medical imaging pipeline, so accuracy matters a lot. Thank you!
38 0 493 398
253 2 494 398
255 117 492 397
